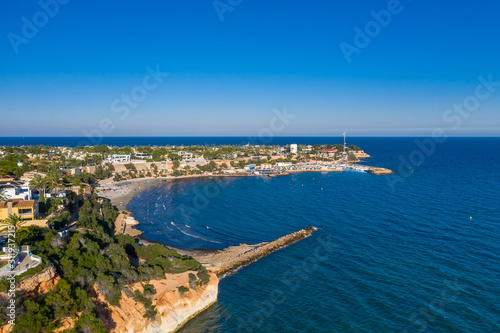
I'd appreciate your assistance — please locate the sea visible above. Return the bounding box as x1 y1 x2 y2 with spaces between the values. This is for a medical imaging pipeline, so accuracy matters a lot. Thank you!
3 137 499 332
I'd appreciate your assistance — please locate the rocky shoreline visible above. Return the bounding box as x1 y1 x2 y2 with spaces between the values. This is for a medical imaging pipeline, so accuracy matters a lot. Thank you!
367 167 394 175
92 172 360 332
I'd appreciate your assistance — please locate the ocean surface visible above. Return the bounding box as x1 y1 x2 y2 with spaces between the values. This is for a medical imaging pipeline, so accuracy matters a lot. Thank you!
0 136 368 147
0 136 478 148
127 137 500 332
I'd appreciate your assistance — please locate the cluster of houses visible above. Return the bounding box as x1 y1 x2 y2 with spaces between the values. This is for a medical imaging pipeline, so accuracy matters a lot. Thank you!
96 144 348 177
0 175 38 222
0 170 73 222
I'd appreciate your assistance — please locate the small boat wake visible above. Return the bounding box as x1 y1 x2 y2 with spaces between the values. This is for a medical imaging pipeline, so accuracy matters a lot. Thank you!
171 222 222 244
205 225 233 238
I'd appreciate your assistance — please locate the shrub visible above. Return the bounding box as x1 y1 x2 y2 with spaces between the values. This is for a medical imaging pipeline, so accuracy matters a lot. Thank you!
17 225 43 245
196 268 210 286
177 286 189 295
74 312 107 333
133 290 157 319
143 284 157 295
96 274 121 305
144 305 158 319
188 273 197 288
47 211 72 230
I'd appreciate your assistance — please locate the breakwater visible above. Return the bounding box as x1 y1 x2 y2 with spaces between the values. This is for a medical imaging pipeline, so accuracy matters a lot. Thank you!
366 167 394 175
215 227 316 277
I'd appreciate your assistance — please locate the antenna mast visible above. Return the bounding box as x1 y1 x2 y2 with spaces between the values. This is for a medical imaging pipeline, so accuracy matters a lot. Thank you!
343 132 347 161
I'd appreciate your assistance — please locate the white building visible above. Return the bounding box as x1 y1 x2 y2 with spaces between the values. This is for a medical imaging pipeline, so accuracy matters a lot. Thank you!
184 157 207 165
0 179 32 201
178 151 193 159
104 154 131 164
290 144 298 154
135 153 151 159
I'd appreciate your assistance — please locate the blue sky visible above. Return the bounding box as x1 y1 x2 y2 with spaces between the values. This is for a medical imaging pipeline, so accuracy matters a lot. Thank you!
0 0 499 137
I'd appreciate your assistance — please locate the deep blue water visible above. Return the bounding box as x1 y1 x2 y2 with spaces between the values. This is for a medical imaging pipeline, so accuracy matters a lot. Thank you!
0 136 482 148
1 136 360 147
129 138 499 332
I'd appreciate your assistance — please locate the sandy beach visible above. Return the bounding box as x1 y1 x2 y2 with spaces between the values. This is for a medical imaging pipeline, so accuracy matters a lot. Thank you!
96 177 165 209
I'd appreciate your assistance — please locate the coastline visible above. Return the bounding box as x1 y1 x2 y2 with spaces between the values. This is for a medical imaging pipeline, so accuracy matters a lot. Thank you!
98 162 393 212
97 175 257 210
97 175 318 270
98 165 391 250
93 167 367 331
96 177 166 210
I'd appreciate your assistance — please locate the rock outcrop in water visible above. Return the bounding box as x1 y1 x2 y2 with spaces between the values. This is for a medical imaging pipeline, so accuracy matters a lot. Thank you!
367 167 394 175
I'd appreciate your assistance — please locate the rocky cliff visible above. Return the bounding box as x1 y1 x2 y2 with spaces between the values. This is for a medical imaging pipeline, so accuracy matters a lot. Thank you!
0 264 59 300
100 271 219 333
0 265 60 333
17 265 60 298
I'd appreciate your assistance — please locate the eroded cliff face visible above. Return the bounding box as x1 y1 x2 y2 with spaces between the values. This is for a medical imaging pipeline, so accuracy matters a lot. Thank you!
17 265 60 298
0 264 59 301
100 271 219 333
0 265 60 333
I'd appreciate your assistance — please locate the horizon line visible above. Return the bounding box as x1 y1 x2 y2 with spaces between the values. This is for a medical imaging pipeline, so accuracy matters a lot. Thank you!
0 135 499 138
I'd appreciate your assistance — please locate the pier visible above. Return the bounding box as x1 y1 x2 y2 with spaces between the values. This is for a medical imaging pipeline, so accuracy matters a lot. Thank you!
212 227 316 278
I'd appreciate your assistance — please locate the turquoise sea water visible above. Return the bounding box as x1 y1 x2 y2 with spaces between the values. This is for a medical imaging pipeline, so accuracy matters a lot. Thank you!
128 138 500 332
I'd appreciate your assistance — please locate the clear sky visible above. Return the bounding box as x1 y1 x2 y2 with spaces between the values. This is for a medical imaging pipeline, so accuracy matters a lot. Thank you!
0 0 499 137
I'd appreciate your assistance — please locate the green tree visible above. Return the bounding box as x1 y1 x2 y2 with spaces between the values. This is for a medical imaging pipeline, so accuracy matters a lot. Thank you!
0 214 26 239
124 163 137 172
348 152 357 162
0 160 20 176
11 299 56 333
17 225 43 245
74 312 107 333
44 279 76 319
45 172 62 195
47 211 71 230
207 161 217 172
30 175 46 197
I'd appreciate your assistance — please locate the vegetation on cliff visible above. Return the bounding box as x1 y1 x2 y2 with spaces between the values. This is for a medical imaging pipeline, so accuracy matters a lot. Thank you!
0 195 209 333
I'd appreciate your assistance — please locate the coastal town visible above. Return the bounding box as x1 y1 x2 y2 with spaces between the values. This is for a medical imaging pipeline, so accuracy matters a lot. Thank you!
0 139 392 224
0 140 392 332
